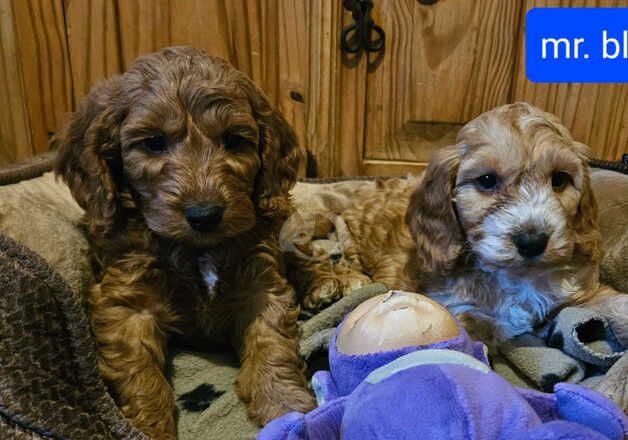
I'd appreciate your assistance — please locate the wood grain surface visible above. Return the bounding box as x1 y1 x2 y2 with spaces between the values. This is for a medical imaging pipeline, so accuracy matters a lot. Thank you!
1 0 626 172
364 0 523 165
0 0 32 165
64 0 123 105
13 0 73 152
513 0 628 161
0 0 73 165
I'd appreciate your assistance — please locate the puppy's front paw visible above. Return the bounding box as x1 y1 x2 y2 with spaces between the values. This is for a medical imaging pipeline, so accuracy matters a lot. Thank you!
302 278 343 310
341 272 372 294
246 385 316 426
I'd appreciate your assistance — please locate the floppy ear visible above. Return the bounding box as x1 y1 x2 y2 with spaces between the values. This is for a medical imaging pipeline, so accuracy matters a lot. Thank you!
245 81 303 219
53 76 126 241
572 151 601 262
405 145 463 274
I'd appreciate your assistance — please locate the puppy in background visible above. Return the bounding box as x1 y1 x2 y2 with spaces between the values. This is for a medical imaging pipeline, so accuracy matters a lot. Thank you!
54 46 314 439
289 103 627 346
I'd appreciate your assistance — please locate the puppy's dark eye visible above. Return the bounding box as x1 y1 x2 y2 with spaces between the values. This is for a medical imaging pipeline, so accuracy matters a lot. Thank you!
222 132 248 151
476 174 498 190
551 171 571 190
136 135 167 154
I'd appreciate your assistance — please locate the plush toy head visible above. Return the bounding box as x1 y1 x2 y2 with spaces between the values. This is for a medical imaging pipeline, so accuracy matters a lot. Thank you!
317 291 485 401
259 290 628 440
337 291 461 354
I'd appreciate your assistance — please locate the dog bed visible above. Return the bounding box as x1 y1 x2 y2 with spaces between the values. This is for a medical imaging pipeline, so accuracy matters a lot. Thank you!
0 156 626 439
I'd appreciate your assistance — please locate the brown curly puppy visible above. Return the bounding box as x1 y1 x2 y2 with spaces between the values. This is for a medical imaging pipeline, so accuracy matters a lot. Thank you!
54 46 315 439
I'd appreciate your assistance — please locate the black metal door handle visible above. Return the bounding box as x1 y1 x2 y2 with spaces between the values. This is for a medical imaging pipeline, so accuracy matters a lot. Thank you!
341 0 385 54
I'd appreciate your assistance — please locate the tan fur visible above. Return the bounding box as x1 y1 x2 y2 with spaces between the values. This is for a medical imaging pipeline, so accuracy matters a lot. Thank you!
290 103 626 345
54 46 314 439
286 178 420 308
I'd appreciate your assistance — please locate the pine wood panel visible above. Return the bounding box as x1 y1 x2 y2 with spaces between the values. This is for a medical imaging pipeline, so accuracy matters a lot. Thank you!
361 159 426 176
0 0 33 165
117 0 171 69
12 0 73 153
65 0 171 105
364 0 523 166
284 0 369 177
64 0 123 106
276 0 309 175
513 0 628 160
223 0 278 102
65 0 281 105
336 40 368 177
169 1 231 61
170 0 282 106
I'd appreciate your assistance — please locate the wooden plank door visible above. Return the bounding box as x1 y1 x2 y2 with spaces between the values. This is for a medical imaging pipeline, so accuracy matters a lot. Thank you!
355 0 626 176
0 0 72 166
513 0 628 161
359 0 524 176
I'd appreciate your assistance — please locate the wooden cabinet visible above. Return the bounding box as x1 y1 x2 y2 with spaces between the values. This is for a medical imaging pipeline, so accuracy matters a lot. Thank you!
512 0 628 164
353 0 627 176
360 0 523 175
0 0 626 174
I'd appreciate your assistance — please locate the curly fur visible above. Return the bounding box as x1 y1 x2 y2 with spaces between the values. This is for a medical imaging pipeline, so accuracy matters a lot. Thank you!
289 103 627 346
54 46 314 439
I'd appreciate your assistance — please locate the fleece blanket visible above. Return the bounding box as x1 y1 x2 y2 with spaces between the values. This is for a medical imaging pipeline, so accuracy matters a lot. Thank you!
0 165 627 439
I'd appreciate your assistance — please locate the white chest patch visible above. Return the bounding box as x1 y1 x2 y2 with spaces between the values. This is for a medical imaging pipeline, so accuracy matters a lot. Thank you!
198 255 219 302
430 267 581 339
491 272 555 338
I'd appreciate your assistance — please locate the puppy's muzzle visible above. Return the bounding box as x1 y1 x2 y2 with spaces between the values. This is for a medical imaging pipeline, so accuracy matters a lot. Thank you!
512 231 549 258
184 203 224 232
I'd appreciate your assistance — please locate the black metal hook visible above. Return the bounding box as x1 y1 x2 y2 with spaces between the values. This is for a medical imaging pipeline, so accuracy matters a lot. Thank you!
340 0 385 54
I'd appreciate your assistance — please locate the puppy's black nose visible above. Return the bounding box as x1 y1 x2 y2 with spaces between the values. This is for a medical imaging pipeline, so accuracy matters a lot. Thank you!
513 232 549 258
184 203 224 232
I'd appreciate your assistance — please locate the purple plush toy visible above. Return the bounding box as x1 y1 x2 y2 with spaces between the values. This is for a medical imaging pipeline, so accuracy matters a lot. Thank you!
258 291 628 440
